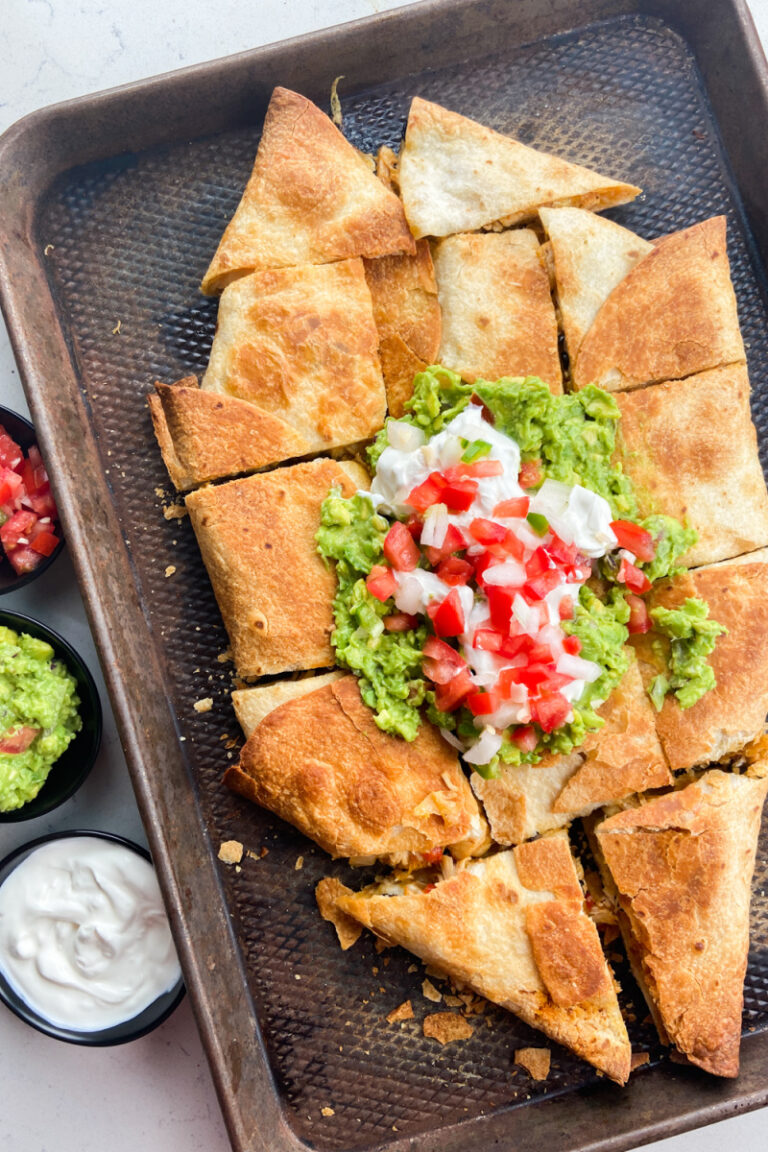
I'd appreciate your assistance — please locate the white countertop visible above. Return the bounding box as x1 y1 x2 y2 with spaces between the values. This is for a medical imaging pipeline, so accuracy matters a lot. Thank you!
1 2 767 1150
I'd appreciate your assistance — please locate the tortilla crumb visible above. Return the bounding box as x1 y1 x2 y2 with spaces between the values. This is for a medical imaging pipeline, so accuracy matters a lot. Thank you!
112 320 122 335
386 1000 414 1024
423 1012 474 1045
193 697 213 713
218 840 244 865
316 877 363 950
443 994 463 1008
630 1052 650 1071
43 243 55 256
295 856 304 871
164 565 176 577
217 649 232 663
407 964 418 974
321 1107 335 1118
259 846 269 858
422 979 442 1003
515 1047 551 1080
163 503 187 520
154 487 166 498
374 938 391 954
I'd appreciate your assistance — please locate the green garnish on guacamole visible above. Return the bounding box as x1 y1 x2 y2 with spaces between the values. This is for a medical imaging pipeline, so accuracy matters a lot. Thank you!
319 366 723 770
0 627 82 812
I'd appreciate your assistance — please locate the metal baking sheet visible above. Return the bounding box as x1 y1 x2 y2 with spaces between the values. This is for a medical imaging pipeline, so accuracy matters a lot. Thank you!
2 2 768 1150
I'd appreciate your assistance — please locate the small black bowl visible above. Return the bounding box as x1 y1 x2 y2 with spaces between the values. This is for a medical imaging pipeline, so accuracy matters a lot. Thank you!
0 830 185 1044
0 609 102 822
0 404 64 595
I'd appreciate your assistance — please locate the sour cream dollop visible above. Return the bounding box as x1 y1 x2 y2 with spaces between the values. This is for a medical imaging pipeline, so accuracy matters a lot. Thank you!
0 837 181 1031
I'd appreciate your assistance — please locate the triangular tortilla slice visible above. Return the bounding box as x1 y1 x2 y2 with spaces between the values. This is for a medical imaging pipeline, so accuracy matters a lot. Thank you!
573 216 745 392
631 559 768 771
201 87 415 294
398 97 640 239
433 229 562 391
614 364 768 568
319 832 631 1083
595 762 768 1077
539 207 653 368
471 654 671 844
225 675 489 865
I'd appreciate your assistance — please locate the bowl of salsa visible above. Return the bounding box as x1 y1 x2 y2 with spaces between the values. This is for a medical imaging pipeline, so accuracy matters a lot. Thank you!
0 404 63 594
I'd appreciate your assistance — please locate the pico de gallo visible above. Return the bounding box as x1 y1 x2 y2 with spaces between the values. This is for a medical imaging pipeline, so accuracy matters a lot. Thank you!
317 368 723 776
0 424 60 576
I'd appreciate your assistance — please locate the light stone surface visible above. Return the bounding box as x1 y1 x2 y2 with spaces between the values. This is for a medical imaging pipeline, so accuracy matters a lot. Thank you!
0 2 766 1150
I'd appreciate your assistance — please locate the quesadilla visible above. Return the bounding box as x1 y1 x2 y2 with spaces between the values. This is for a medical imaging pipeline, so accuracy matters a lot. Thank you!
539 206 653 370
631 559 768 771
471 654 671 844
432 230 562 391
398 97 640 239
572 216 745 392
594 761 768 1077
225 674 489 864
201 87 415 294
615 364 768 568
185 458 368 678
319 832 631 1083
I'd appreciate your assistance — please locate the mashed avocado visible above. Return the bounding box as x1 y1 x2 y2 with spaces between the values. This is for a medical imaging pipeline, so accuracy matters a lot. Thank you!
0 626 82 812
321 367 723 767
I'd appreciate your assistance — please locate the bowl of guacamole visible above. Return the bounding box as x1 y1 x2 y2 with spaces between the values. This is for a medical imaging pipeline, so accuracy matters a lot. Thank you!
0 610 102 822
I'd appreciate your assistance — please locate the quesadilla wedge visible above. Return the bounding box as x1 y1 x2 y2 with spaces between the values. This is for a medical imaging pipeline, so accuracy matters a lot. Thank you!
538 206 653 370
225 674 489 864
231 670 344 738
614 364 768 568
572 216 745 392
471 654 671 844
632 559 768 771
398 97 640 239
432 230 562 391
185 458 368 678
594 760 768 1077
319 832 631 1083
201 87 415 294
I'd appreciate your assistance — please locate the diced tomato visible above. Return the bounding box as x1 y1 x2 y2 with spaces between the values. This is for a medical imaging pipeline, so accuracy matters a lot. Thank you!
423 882 438 893
421 847 444 866
493 497 529 518
27 445 43 470
366 564 397 602
511 725 538 752
498 634 534 661
406 472 447 513
428 588 465 637
518 459 543 489
433 667 473 712
383 612 418 632
436 556 473 586
531 691 571 732
473 628 502 652
626 593 651 634
528 643 554 665
525 547 551 579
0 466 23 508
0 725 39 754
472 550 498 586
469 393 495 423
500 530 525 562
423 523 466 566
513 664 553 691
405 514 423 541
0 510 37 552
523 569 564 600
466 690 500 716
0 431 23 473
610 520 656 563
28 530 59 557
422 637 467 684
19 458 36 496
383 521 420 571
441 479 478 512
469 518 507 546
27 490 58 519
486 585 515 633
7 546 43 575
443 459 503 481
558 598 574 620
618 557 652 594
545 535 578 567
563 634 582 655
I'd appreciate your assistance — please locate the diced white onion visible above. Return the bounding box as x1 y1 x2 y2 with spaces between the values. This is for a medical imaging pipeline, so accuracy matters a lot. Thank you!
463 727 504 765
394 569 451 615
556 653 602 683
386 420 425 453
439 728 465 751
513 594 541 636
482 696 531 730
482 560 526 587
421 503 449 548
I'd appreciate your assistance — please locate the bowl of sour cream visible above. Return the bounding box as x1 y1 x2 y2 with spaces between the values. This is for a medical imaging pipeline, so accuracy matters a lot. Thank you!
0 830 184 1043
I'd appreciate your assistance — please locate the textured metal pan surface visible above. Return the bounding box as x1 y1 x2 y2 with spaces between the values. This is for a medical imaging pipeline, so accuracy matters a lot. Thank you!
4 4 768 1151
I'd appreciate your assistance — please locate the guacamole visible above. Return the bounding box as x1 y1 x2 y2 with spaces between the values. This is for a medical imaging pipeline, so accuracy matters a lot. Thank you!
0 626 82 812
319 368 723 773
